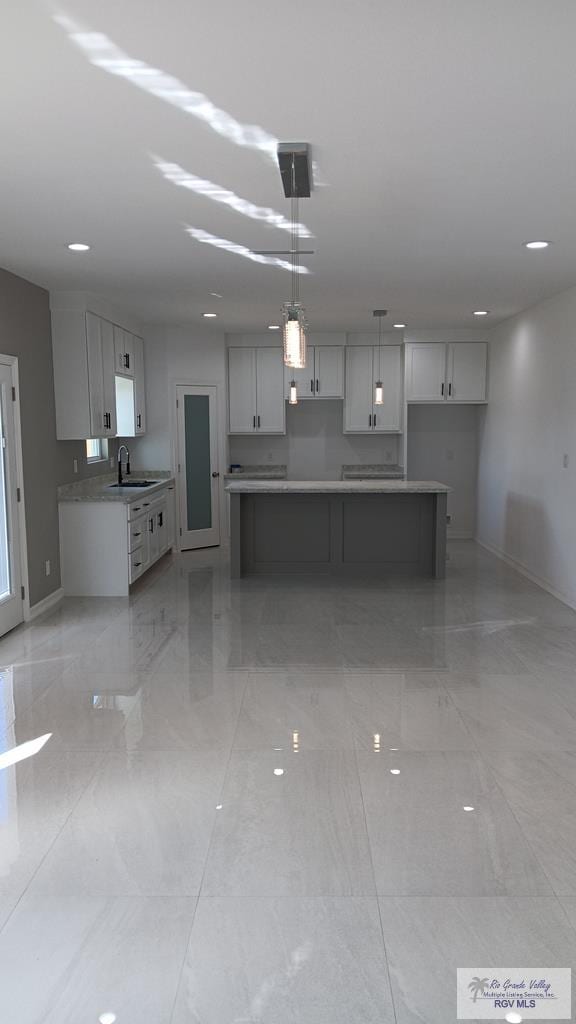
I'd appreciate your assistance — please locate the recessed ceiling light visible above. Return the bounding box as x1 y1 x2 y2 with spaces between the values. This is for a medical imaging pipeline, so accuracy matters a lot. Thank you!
67 242 91 251
473 310 489 316
268 324 280 330
210 291 223 298
98 1014 117 1024
273 768 284 776
524 240 550 249
393 323 406 329
390 768 401 775
463 805 475 812
505 1014 523 1024
203 312 217 318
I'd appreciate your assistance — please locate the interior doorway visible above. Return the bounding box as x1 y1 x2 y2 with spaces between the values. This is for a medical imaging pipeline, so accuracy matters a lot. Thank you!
0 357 25 637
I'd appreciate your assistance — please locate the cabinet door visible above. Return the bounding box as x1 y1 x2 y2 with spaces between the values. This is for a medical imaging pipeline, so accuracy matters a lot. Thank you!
86 312 105 437
228 348 257 433
284 346 316 399
133 335 146 433
315 346 344 398
405 343 447 401
147 508 160 564
256 348 285 433
100 318 118 435
113 325 134 375
165 485 175 550
447 342 487 401
373 346 402 431
344 347 374 432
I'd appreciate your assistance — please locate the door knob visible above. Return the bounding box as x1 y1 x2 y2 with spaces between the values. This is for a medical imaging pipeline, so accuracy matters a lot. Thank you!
212 471 220 478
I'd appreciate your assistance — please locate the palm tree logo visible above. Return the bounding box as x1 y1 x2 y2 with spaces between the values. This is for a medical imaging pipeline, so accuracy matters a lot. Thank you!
468 977 490 1002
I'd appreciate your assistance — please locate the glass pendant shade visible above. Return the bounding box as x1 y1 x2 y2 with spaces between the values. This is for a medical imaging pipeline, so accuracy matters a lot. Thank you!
289 380 298 405
282 304 307 369
374 381 383 405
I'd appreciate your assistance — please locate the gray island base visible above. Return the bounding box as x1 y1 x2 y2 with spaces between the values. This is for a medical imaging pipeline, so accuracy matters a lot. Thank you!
226 480 450 579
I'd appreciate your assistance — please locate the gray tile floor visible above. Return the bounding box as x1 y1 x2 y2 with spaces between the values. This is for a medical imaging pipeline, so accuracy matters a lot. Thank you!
1 541 576 1022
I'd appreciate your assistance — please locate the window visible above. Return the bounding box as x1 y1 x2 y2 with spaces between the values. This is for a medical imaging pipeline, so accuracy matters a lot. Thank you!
86 438 109 463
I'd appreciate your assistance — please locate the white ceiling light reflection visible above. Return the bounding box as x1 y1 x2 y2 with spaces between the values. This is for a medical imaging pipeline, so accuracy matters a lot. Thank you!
273 768 284 776
55 14 279 161
215 804 223 810
505 1014 523 1023
186 227 309 274
0 733 52 771
153 157 312 238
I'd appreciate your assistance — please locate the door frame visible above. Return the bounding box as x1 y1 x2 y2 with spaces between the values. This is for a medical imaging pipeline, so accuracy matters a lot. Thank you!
171 381 223 552
0 355 30 623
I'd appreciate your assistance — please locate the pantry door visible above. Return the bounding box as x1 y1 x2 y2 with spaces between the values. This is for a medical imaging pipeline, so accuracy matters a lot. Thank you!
175 385 221 550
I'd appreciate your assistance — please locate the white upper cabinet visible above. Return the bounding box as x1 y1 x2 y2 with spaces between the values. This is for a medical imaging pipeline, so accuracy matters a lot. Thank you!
405 343 447 401
405 342 487 402
447 342 487 401
51 301 146 439
283 346 344 399
133 335 146 434
228 347 285 434
344 345 403 433
114 325 134 376
256 347 285 432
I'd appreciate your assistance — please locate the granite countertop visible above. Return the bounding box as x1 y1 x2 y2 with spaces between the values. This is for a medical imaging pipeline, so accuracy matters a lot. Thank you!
58 471 175 503
341 464 405 479
224 465 287 480
225 479 450 494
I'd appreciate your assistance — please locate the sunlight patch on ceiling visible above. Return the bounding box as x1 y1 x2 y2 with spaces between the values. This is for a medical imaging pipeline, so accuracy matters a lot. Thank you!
186 226 309 273
54 13 279 160
153 157 312 237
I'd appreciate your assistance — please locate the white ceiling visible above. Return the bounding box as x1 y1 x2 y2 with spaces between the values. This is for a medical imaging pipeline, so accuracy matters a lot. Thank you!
2 0 576 331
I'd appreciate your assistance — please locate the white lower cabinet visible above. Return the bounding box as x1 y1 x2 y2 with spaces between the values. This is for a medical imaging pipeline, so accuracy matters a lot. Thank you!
59 483 175 596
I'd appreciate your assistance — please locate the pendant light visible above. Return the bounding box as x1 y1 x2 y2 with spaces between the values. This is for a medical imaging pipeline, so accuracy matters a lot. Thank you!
373 309 387 405
289 380 298 405
282 153 307 369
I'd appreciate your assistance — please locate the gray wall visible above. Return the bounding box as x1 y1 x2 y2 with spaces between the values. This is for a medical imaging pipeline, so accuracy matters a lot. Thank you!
0 268 119 607
407 404 479 538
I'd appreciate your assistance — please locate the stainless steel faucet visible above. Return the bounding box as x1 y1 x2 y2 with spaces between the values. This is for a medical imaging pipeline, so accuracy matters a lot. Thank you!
118 444 131 486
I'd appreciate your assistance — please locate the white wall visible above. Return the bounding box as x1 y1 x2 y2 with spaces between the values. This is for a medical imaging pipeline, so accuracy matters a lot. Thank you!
477 285 576 607
230 400 401 479
131 325 228 542
407 405 479 538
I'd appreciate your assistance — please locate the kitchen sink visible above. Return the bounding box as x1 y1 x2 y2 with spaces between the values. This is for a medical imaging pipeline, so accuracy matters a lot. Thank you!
108 480 159 488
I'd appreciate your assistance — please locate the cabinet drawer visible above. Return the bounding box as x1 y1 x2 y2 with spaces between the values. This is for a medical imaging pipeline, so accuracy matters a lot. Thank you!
127 495 159 521
128 513 147 553
129 547 146 583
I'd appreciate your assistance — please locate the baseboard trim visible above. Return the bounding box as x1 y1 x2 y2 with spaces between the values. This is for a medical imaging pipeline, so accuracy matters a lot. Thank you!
26 587 64 621
475 538 576 613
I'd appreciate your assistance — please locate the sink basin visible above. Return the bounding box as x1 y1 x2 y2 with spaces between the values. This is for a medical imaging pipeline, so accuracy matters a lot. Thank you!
108 480 159 488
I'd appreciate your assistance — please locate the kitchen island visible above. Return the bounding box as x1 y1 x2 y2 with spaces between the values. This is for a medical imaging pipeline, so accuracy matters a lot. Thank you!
226 480 450 579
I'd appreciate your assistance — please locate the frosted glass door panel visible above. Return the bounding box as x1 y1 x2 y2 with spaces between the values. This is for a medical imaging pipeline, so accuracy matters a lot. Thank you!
176 385 220 550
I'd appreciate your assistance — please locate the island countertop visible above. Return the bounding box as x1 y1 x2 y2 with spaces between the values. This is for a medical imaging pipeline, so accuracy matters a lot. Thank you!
225 479 450 494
